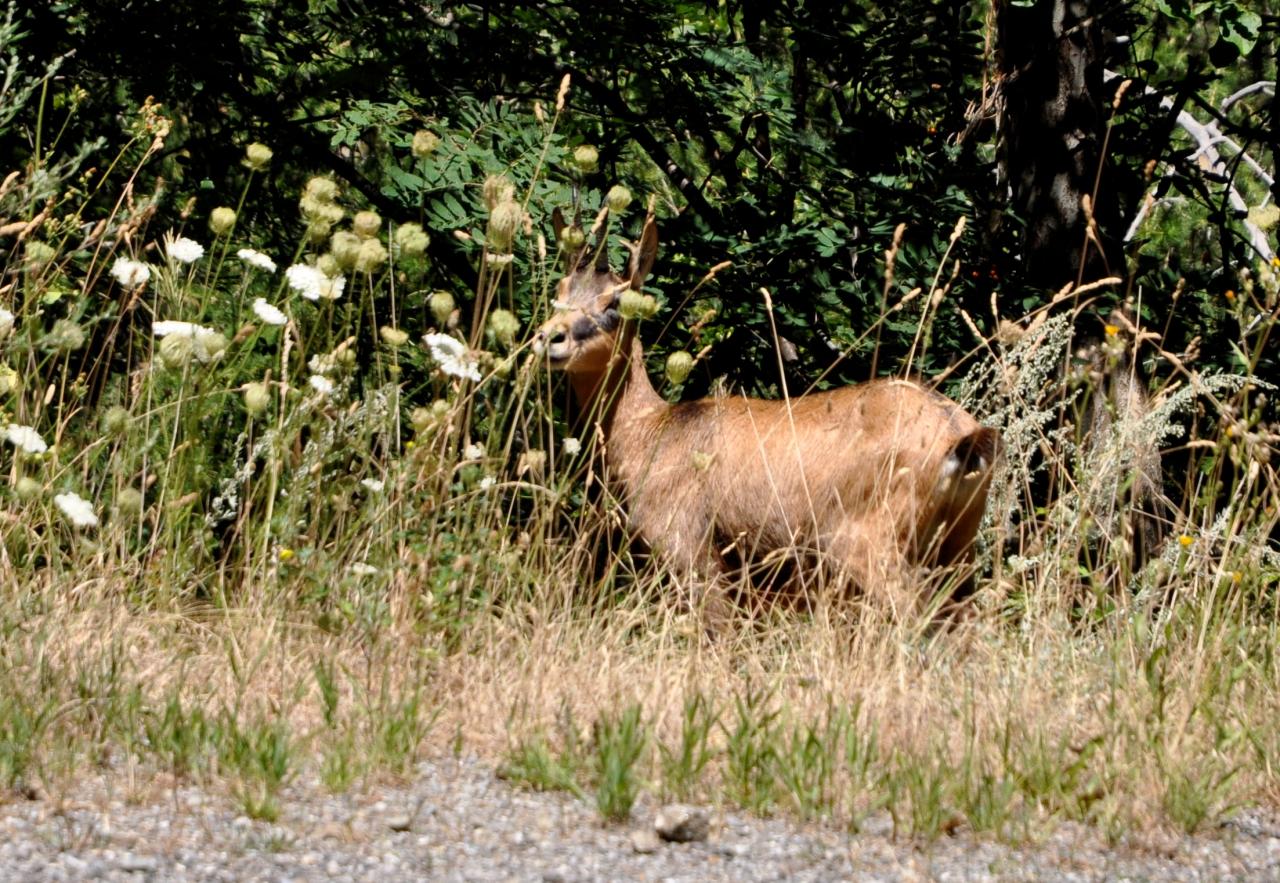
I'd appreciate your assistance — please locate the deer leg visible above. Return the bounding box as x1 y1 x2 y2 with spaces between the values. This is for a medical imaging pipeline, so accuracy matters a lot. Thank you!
826 521 918 620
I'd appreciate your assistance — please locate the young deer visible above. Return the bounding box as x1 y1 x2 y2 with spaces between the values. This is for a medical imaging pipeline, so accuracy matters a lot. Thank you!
534 212 999 621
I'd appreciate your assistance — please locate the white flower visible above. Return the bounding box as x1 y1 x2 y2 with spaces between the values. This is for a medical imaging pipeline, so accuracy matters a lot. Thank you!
5 423 47 454
0 307 14 340
309 375 334 395
285 264 345 301
109 257 151 288
478 476 495 490
423 332 481 382
54 491 98 527
252 298 288 326
464 442 485 461
562 437 581 456
286 264 324 300
349 562 379 576
236 248 277 273
360 478 385 492
317 274 346 301
152 320 216 338
165 235 205 264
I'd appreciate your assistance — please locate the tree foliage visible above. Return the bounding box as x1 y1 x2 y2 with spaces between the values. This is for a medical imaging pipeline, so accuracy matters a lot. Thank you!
5 0 1277 392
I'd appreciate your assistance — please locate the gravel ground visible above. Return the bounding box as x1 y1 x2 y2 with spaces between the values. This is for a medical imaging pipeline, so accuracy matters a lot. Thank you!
2 757 1279 882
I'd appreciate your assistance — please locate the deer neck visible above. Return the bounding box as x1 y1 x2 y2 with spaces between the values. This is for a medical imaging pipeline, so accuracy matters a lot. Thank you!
569 332 666 443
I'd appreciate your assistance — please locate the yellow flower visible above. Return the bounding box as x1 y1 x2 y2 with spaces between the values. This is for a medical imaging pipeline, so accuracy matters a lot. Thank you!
1225 289 1236 302
1103 324 1119 337
1272 256 1280 269
1177 534 1193 548
279 548 295 561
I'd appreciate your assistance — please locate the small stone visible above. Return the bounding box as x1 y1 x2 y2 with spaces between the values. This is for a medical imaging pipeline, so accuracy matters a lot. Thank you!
654 804 710 843
631 828 661 854
116 854 159 873
386 814 413 832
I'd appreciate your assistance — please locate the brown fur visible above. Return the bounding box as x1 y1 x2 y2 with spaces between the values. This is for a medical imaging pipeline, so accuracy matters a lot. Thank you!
536 213 999 620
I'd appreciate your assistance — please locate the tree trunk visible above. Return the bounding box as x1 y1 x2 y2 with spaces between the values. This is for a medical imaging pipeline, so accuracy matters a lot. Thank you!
997 0 1124 289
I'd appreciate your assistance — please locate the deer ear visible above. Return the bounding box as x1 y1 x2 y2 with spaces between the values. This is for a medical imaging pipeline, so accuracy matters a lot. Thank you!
628 216 658 291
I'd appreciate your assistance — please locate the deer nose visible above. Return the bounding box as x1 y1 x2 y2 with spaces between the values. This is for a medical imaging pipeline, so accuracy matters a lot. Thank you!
533 327 565 357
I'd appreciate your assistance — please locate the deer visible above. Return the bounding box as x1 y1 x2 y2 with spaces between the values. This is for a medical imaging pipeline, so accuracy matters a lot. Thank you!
533 210 1000 625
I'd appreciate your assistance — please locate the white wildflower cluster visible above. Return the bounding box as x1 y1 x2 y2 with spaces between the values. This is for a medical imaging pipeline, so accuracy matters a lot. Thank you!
423 332 481 382
5 423 47 454
54 491 98 527
252 298 288 326
285 263 346 301
165 235 205 264
562 437 581 456
361 477 385 492
0 307 15 340
237 248 278 273
110 257 151 289
152 320 228 364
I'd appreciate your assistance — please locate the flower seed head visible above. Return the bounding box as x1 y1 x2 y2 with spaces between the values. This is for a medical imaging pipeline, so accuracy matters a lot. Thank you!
115 487 144 516
665 350 694 385
243 381 271 416
315 254 341 278
355 238 388 273
353 210 382 239
483 174 515 211
394 223 430 257
25 240 56 271
487 200 522 252
487 309 520 347
305 220 333 245
0 365 18 396
159 333 194 369
14 475 41 501
46 318 86 352
558 226 585 252
304 177 340 203
0 308 14 340
412 129 441 158
330 230 362 270
379 325 409 347
410 407 433 432
429 291 456 326
101 405 131 436
605 185 633 214
618 291 658 320
572 144 599 174
243 142 273 170
209 206 237 236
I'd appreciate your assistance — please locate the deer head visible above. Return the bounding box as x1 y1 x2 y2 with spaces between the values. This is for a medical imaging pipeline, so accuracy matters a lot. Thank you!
533 208 657 375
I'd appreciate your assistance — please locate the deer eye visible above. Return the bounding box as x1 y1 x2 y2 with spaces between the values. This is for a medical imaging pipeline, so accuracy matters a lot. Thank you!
570 316 598 341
